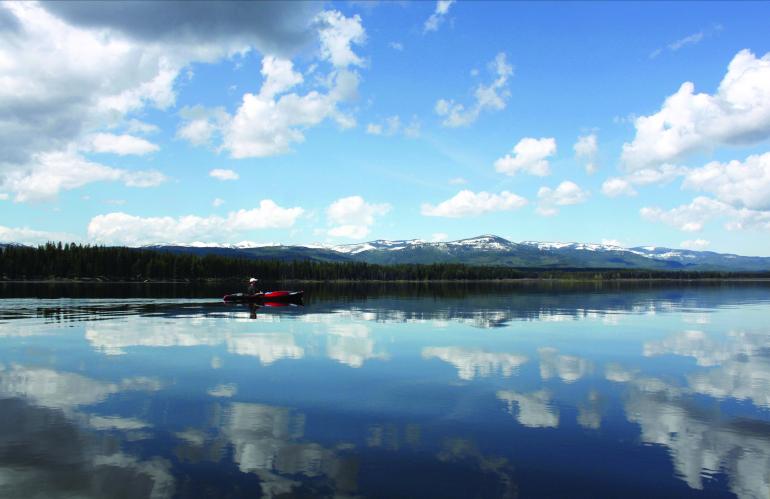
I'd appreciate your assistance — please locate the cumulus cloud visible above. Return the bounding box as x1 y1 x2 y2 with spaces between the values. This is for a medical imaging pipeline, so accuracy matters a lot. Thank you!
85 133 159 156
316 10 366 68
601 164 688 198
640 196 770 232
536 181 589 216
326 195 391 239
435 52 513 127
622 49 770 169
574 134 598 174
0 2 346 200
421 190 527 218
220 13 365 159
212 198 225 208
209 169 239 181
2 150 166 202
494 137 556 176
641 197 730 232
683 152 770 210
125 119 160 135
87 201 304 245
1 2 314 201
601 178 636 198
424 0 454 33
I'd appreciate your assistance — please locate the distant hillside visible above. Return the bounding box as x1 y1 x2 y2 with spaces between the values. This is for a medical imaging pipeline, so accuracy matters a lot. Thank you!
144 235 770 272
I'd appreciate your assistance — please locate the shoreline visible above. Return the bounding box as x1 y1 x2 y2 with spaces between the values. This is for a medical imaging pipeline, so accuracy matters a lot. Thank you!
4 277 770 284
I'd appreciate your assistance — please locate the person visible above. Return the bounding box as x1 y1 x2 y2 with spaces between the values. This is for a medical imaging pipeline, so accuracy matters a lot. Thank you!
247 277 260 295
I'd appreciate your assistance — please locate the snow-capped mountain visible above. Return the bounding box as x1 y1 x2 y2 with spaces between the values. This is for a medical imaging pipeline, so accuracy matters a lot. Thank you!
136 235 770 271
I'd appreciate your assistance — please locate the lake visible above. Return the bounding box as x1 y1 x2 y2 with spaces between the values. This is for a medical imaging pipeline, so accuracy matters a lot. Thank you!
1 282 769 498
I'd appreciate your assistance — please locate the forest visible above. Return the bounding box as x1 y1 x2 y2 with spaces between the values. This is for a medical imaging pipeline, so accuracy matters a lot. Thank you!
2 243 769 281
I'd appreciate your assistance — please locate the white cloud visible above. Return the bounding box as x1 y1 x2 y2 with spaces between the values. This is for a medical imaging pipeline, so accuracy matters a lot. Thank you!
681 239 710 250
436 52 513 127
365 115 420 138
209 169 239 181
0 225 80 244
574 133 598 174
222 29 363 159
622 49 770 169
177 119 217 146
536 181 589 216
424 0 454 33
389 41 403 51
421 190 527 218
316 10 366 68
259 55 304 99
2 150 166 202
0 2 278 201
326 195 391 239
87 201 304 245
448 177 467 185
175 105 230 147
125 119 159 135
683 152 770 210
601 177 637 198
495 137 556 177
85 133 159 156
641 197 729 232
212 198 225 207
601 164 688 198
120 170 167 188
640 196 770 232
0 3 364 186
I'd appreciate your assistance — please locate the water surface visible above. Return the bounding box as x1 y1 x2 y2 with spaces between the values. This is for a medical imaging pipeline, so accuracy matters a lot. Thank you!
1 283 769 498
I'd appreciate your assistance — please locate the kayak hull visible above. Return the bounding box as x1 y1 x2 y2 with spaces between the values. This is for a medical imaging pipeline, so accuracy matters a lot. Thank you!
223 291 304 304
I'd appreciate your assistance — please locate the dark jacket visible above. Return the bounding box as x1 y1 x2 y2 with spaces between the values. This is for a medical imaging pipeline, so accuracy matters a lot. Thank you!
247 282 260 294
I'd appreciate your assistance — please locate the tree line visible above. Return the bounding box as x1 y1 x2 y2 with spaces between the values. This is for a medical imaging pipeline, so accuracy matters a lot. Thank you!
2 243 769 281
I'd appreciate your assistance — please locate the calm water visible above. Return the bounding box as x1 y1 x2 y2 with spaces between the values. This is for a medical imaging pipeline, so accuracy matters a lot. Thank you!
1 282 769 498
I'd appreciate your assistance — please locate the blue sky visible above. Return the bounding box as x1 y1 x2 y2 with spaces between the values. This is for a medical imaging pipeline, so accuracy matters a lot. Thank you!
2 1 770 255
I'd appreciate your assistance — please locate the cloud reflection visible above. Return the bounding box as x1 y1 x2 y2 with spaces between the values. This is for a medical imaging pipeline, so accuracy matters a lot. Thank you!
422 346 528 380
497 389 559 428
538 347 593 383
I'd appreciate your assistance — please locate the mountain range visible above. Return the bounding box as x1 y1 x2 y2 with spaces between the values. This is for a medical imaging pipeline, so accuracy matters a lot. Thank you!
142 235 770 271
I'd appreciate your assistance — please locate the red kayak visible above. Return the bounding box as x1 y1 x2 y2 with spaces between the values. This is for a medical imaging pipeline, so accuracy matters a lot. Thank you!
223 291 304 304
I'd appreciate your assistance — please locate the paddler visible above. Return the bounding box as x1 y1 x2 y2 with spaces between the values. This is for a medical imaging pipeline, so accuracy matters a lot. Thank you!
247 277 260 295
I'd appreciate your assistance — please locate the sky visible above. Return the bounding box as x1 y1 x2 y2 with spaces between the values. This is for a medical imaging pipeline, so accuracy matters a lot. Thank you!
1 1 770 255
